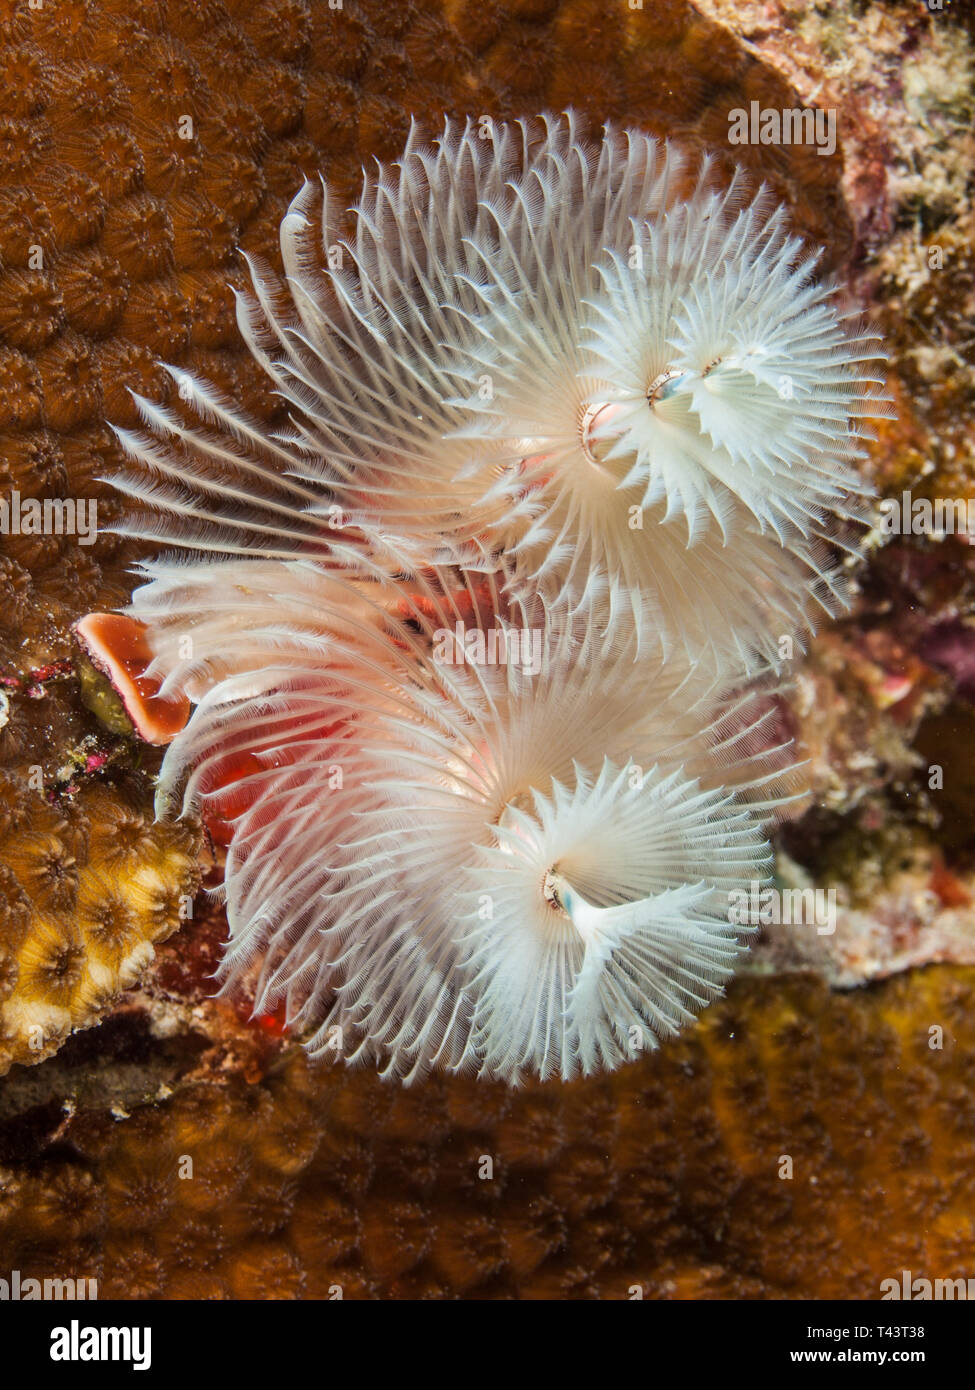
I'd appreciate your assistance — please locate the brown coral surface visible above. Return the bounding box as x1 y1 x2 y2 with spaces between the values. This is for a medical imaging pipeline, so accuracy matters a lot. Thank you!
1 966 973 1299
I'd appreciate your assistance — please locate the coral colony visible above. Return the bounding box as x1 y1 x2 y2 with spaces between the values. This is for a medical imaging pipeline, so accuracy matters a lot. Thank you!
79 114 889 1083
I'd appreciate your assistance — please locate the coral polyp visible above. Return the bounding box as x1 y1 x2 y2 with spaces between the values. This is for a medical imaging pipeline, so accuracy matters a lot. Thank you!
0 777 198 1074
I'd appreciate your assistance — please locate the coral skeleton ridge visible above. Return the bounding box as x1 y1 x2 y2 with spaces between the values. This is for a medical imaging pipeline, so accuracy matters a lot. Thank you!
86 113 888 1082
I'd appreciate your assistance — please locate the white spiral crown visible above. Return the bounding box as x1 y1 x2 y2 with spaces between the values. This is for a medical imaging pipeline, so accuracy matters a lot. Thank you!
102 113 886 1080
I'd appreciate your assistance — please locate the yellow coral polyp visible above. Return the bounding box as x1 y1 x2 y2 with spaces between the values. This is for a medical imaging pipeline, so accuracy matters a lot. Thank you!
75 876 141 974
14 917 97 1012
0 777 200 1074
